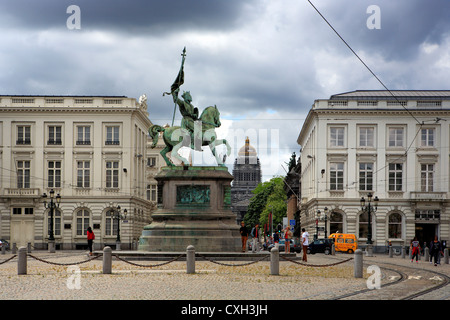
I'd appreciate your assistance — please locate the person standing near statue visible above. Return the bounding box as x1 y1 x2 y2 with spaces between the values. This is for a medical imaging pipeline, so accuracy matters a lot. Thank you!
239 221 249 252
251 223 260 253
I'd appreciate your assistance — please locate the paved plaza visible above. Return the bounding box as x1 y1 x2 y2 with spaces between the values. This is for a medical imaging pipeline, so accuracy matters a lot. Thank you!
0 250 448 302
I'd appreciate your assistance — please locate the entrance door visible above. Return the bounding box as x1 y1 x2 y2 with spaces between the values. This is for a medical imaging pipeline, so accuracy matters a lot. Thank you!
11 219 34 247
415 223 438 247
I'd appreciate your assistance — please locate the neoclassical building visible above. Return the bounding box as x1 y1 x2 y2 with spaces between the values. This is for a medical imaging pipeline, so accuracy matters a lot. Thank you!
297 90 450 252
0 95 153 250
231 137 262 223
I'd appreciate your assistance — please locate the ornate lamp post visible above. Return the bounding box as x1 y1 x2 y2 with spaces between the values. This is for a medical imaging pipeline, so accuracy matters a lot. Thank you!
42 189 61 252
322 207 329 239
109 206 127 250
315 210 320 240
360 193 378 255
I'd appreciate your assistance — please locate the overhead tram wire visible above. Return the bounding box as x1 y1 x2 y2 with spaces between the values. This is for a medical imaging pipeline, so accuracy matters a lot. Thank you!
307 0 423 126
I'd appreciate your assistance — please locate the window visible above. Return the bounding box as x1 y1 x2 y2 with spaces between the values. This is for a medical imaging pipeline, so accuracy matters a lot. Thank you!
17 126 31 145
48 209 61 236
147 157 157 167
329 211 343 234
330 127 344 147
76 126 91 145
420 164 434 192
388 213 402 239
420 128 435 147
76 209 90 236
48 161 62 188
388 163 403 191
77 161 90 188
17 160 31 188
388 128 404 147
330 162 344 190
359 127 374 147
359 163 373 191
105 210 118 236
48 126 62 145
147 184 157 202
358 211 371 239
106 161 119 188
12 208 33 215
106 126 120 145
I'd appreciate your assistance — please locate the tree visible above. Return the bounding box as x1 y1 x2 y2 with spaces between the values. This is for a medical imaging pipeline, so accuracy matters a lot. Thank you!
243 176 287 230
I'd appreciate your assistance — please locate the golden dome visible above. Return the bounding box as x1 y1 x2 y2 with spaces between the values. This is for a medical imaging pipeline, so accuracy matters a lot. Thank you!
238 137 257 157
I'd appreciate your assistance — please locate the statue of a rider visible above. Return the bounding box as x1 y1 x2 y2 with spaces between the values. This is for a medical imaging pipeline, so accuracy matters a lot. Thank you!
172 89 202 151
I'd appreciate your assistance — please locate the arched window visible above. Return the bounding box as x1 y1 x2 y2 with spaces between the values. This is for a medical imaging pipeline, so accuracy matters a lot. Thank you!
76 209 90 236
329 211 343 234
105 209 118 236
388 212 402 239
359 211 369 239
47 209 61 237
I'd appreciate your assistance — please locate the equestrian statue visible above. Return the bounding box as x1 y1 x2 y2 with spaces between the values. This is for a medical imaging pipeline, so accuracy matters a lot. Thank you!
149 47 231 167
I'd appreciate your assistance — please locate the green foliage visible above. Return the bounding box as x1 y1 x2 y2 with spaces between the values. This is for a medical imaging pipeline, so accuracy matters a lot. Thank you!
243 176 287 229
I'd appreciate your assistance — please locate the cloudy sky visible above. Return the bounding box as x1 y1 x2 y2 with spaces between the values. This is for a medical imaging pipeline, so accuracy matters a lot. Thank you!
1 0 450 180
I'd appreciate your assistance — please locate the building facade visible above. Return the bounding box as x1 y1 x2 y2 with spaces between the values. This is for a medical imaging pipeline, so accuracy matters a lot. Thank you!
0 95 152 250
231 137 262 223
297 90 450 252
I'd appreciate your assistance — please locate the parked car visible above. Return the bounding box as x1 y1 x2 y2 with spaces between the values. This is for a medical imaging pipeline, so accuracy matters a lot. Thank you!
268 239 302 253
0 239 10 251
307 238 334 255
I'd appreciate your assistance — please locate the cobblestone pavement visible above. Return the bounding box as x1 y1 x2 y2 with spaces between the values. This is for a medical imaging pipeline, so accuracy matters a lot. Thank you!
0 250 448 301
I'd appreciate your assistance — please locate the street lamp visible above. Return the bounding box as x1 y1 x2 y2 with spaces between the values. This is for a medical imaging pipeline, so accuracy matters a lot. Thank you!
42 189 61 252
322 207 329 239
315 210 320 240
109 205 127 250
360 193 378 246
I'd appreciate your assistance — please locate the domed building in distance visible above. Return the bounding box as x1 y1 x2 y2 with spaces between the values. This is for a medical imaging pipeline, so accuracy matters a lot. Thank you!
231 137 262 223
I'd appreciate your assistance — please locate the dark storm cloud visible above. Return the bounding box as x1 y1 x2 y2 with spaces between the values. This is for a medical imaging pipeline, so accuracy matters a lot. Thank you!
309 0 450 61
0 0 255 34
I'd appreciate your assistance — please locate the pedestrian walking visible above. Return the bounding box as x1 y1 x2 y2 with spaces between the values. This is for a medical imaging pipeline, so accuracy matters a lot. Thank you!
239 221 248 252
285 226 293 253
430 236 443 266
410 236 420 263
87 226 95 256
301 228 309 262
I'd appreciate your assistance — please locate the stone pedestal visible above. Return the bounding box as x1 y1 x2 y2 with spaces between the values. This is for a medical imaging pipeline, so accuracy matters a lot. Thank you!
139 166 241 252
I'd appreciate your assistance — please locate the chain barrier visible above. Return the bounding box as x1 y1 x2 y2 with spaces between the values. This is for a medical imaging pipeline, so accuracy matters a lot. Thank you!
280 255 353 267
113 254 185 268
27 254 102 266
197 253 269 266
0 255 17 265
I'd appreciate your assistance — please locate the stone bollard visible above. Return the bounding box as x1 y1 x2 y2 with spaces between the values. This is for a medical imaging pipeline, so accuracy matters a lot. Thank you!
331 243 335 256
444 248 449 264
102 246 112 274
18 246 27 275
27 243 32 253
354 249 363 278
366 244 373 257
389 246 393 258
401 246 406 259
1 245 5 255
12 243 17 255
48 240 55 253
270 247 279 276
186 245 195 274
424 247 429 261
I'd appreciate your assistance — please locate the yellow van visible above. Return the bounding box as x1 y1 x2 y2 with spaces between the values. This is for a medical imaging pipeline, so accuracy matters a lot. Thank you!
328 233 358 253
